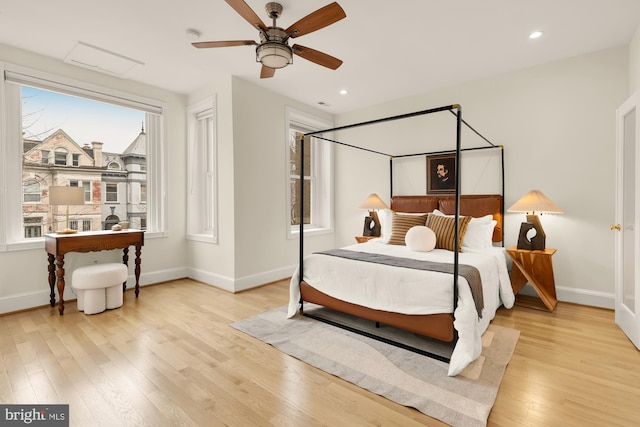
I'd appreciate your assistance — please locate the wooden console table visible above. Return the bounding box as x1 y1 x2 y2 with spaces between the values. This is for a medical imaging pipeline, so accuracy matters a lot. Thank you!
45 230 144 315
506 246 557 312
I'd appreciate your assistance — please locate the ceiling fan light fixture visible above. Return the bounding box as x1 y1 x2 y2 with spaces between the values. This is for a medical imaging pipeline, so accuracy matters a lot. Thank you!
256 42 292 69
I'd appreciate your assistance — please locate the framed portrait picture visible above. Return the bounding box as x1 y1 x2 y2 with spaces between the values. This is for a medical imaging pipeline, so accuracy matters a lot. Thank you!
426 153 456 194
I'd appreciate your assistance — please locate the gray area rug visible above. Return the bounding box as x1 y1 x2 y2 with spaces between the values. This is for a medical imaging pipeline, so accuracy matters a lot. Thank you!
231 305 519 427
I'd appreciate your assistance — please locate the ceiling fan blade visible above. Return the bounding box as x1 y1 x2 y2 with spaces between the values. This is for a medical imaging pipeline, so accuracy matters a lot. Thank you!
192 40 257 48
260 65 275 79
292 44 343 70
285 2 346 38
225 0 268 32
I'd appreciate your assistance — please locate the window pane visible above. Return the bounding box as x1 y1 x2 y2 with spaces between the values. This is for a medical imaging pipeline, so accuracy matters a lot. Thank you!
290 178 311 226
83 182 91 202
23 180 40 203
54 151 67 165
106 184 118 202
289 131 311 177
20 85 146 238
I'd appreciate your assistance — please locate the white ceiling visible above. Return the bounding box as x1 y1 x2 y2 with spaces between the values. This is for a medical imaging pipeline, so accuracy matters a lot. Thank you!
1 0 639 114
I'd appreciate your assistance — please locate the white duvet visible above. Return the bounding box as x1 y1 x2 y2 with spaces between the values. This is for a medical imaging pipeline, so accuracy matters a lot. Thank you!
287 239 515 376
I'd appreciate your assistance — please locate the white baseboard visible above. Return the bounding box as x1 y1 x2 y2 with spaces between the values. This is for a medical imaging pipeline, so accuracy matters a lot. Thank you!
0 268 188 315
519 284 614 309
186 264 296 293
1 266 615 314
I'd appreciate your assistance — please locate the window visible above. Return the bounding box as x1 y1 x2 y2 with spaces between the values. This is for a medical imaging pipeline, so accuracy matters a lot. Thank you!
186 97 217 243
289 131 311 226
23 179 40 203
69 219 91 232
140 183 147 203
23 217 42 238
70 180 91 202
1 63 168 248
106 183 118 202
54 149 68 165
285 107 333 238
108 162 120 170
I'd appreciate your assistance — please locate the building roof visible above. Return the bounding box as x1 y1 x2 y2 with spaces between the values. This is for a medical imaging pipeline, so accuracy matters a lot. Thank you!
122 128 146 156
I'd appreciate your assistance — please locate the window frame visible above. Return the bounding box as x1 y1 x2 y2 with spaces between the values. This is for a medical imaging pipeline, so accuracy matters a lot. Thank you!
186 96 217 244
285 107 334 239
105 183 118 203
22 179 40 203
0 62 168 251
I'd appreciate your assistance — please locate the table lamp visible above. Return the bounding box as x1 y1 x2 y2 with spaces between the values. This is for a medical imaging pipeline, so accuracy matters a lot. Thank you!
508 189 563 250
49 186 85 234
358 193 388 237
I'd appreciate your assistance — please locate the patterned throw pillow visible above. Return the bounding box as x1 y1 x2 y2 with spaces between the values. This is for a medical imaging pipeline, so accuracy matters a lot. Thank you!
426 213 472 251
387 212 429 245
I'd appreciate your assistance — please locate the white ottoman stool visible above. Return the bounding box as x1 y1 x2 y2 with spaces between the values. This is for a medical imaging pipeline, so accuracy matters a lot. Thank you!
72 263 128 314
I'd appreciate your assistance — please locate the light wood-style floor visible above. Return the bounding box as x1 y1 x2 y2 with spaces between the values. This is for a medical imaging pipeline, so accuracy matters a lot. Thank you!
1 278 639 426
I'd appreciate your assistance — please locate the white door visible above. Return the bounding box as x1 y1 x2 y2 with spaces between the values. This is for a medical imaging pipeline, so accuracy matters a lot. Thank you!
614 91 640 349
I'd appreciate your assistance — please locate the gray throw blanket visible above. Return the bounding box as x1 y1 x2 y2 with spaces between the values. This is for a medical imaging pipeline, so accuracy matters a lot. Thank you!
317 249 484 318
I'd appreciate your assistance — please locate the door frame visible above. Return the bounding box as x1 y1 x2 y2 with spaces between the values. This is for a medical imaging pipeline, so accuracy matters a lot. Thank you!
614 91 640 349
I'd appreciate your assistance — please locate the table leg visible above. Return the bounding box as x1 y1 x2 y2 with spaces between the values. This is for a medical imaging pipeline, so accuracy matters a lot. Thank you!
134 245 142 297
122 247 129 292
55 255 66 315
47 253 56 307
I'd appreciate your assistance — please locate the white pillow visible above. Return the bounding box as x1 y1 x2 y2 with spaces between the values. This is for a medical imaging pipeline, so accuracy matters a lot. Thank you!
405 226 436 252
430 209 495 250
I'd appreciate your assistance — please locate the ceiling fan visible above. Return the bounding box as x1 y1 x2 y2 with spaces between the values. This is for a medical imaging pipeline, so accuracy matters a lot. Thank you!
192 0 346 78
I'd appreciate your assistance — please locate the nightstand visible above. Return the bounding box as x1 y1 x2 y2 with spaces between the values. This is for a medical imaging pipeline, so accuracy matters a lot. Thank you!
506 246 557 312
355 236 377 243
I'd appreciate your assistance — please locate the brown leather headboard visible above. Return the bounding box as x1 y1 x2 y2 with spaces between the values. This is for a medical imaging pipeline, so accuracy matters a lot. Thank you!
390 194 503 242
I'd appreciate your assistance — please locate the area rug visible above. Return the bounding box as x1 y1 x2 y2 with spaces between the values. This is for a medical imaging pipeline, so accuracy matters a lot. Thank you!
231 305 519 427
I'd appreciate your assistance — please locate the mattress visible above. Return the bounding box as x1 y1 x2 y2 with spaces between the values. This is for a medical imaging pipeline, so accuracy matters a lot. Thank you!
288 239 515 375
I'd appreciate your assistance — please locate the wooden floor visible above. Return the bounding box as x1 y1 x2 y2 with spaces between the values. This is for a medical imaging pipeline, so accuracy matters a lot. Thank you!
1 279 639 426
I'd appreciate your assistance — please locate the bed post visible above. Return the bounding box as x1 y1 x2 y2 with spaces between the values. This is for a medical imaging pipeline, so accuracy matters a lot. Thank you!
453 104 462 322
389 156 394 198
500 145 505 245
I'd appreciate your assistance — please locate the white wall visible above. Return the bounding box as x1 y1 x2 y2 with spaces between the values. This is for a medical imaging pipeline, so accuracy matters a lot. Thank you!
334 46 630 308
631 25 640 94
186 77 335 292
0 44 189 313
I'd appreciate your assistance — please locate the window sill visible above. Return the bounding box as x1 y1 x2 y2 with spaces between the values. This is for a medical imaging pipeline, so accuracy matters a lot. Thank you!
187 234 218 244
288 226 333 240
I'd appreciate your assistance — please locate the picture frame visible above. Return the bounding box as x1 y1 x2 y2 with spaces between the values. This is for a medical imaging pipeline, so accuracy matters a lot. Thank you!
426 153 456 194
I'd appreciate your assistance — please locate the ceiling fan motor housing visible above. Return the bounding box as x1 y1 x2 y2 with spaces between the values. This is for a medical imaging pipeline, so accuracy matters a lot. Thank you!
265 2 283 19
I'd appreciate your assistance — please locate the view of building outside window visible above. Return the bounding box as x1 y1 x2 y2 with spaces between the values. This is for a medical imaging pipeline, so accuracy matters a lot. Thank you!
21 86 146 237
289 130 311 227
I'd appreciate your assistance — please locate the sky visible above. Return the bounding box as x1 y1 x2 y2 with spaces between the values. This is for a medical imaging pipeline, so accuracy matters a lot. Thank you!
21 86 145 154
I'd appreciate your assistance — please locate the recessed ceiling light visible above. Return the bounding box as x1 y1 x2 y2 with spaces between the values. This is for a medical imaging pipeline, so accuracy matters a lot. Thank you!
339 89 348 95
529 31 543 39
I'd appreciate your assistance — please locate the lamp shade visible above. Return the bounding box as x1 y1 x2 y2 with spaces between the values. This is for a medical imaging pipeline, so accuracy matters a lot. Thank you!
507 190 563 214
49 186 85 205
358 193 388 210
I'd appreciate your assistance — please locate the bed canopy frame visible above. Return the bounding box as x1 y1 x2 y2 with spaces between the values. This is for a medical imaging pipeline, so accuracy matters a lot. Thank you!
297 104 504 361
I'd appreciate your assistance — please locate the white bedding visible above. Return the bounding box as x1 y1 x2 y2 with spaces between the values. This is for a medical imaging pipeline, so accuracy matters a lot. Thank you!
287 239 514 376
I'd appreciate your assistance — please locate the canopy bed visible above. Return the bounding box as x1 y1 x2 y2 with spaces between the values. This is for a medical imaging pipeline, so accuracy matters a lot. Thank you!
287 104 514 376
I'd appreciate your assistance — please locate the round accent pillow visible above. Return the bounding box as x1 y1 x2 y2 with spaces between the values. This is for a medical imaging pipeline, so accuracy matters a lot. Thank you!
405 226 436 252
